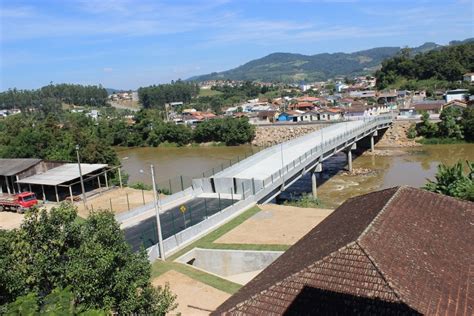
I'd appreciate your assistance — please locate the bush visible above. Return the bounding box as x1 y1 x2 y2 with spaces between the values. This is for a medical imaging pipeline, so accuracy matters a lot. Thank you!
407 124 417 139
129 182 153 190
193 117 255 145
424 160 474 201
284 193 324 208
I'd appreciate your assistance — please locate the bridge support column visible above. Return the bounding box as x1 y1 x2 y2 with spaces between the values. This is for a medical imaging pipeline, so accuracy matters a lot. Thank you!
311 163 322 199
370 130 378 152
345 143 356 173
346 150 352 173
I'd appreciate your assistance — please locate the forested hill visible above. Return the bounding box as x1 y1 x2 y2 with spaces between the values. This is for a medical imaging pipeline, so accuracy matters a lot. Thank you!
375 41 474 90
189 40 471 83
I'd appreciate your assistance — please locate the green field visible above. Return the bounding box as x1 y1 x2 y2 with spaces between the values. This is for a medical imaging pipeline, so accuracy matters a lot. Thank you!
198 88 223 97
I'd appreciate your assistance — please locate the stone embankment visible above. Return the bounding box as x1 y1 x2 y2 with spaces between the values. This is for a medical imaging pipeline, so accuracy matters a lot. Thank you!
252 124 327 147
376 121 420 148
252 121 418 148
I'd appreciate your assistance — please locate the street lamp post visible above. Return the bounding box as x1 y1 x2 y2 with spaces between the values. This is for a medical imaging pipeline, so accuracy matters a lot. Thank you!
150 165 166 260
75 144 87 206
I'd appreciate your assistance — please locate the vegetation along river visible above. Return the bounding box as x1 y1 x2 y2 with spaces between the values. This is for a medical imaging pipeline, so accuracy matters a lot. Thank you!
117 144 473 207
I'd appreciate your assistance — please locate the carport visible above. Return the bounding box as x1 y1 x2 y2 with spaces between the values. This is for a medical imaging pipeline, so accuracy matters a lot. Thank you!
16 163 122 202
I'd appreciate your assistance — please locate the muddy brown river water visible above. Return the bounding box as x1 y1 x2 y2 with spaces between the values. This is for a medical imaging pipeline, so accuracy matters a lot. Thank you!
116 144 473 208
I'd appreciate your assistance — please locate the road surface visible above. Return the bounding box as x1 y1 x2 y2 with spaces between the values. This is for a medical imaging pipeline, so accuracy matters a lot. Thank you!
123 197 233 251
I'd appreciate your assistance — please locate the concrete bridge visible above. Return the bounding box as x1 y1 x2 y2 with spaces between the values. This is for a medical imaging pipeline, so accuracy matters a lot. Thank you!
119 115 393 260
194 115 392 203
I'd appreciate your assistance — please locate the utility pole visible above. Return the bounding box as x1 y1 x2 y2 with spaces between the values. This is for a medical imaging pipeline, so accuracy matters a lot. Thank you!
150 164 165 260
75 144 87 206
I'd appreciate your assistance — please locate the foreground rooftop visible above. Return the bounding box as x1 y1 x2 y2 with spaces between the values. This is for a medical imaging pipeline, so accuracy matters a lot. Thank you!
214 186 474 315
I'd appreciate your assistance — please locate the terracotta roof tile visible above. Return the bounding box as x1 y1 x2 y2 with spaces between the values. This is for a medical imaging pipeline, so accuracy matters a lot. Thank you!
214 187 474 315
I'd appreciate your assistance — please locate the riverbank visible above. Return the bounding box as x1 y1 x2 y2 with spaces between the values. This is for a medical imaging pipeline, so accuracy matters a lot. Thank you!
375 121 420 148
251 124 326 147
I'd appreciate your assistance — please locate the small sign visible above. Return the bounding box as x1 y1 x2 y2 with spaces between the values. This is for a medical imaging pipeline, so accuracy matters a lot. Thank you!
179 205 187 213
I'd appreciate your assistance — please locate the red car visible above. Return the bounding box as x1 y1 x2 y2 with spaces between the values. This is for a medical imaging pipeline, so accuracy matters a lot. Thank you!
0 192 38 213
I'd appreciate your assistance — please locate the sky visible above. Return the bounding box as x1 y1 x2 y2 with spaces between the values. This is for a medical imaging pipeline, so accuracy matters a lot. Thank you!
0 0 473 91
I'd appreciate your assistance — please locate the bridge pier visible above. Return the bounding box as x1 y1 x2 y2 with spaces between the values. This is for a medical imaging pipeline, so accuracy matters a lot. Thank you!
371 130 378 152
346 143 356 173
311 163 322 198
346 150 352 173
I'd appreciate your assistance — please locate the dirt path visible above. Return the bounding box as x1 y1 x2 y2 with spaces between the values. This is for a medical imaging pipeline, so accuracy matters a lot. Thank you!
0 212 24 230
152 270 230 315
215 204 333 245
75 187 158 218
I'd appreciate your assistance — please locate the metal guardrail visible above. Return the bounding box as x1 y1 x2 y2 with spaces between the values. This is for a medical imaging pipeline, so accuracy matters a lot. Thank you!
258 115 393 191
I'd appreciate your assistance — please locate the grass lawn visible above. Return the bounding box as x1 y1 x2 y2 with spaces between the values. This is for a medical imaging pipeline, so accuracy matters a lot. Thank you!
151 205 290 294
198 89 223 97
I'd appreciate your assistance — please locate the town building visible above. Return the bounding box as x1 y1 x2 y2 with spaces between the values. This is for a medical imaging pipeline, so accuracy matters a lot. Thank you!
412 100 445 114
214 187 473 315
277 111 303 122
445 89 469 103
463 72 474 83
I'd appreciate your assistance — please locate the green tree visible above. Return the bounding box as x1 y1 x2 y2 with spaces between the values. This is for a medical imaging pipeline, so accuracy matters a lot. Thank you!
461 107 474 142
438 107 463 139
193 117 255 145
416 111 438 138
0 204 178 314
424 160 474 201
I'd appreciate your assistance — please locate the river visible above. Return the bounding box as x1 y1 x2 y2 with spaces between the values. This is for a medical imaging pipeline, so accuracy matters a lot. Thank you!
116 145 256 193
116 144 473 207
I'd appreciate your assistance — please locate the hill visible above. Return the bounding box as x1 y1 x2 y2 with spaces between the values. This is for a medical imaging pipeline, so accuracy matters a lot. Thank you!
375 41 474 90
189 40 471 83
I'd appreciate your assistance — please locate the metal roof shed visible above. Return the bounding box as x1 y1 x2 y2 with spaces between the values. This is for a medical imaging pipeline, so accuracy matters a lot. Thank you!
0 158 43 194
0 158 42 176
16 163 107 186
17 163 108 202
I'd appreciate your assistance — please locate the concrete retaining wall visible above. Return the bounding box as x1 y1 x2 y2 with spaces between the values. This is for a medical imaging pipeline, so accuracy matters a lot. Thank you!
147 197 258 261
176 248 283 277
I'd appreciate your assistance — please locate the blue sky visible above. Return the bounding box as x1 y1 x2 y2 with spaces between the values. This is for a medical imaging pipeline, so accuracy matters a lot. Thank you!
1 0 472 90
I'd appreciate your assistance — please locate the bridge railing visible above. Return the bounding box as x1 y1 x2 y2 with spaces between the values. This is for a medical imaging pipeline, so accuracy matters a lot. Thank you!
227 115 393 196
259 115 392 190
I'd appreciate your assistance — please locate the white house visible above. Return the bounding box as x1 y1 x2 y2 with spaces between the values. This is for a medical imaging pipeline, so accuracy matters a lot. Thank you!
335 81 349 93
317 109 343 121
445 89 468 103
463 72 474 83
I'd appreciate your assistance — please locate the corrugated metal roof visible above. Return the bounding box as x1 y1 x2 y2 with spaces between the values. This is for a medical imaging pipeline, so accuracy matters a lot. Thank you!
16 163 107 186
0 158 42 176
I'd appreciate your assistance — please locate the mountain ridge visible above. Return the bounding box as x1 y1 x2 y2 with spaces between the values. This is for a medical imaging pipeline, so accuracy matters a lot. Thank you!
189 39 472 83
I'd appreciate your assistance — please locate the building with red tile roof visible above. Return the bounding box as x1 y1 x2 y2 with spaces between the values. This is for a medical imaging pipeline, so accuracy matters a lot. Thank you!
213 187 473 315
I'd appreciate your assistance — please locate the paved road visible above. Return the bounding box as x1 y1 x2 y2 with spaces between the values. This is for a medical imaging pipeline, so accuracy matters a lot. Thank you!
123 197 233 251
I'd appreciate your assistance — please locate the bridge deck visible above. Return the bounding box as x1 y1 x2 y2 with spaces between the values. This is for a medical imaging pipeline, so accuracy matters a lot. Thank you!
215 120 364 180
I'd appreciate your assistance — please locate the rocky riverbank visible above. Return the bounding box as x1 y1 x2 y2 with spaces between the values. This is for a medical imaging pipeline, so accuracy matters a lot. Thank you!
252 124 326 147
376 121 420 148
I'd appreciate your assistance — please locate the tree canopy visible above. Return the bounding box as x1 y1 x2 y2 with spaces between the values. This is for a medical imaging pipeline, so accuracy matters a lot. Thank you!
193 117 255 145
0 204 177 314
138 80 199 109
0 83 108 111
424 160 474 202
0 112 119 166
376 42 474 90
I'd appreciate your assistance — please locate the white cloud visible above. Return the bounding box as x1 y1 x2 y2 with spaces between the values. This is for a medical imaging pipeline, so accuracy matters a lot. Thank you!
103 67 114 72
